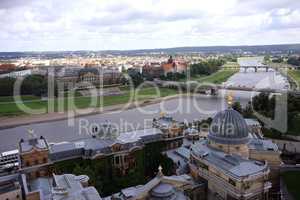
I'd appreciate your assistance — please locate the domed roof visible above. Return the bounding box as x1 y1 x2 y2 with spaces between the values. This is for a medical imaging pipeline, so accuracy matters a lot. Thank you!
150 183 176 199
208 109 249 145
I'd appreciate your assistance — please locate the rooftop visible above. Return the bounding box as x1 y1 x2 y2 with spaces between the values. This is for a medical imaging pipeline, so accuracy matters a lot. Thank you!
105 173 197 200
116 128 163 144
52 174 102 200
0 180 20 194
19 136 48 153
153 115 181 129
50 128 163 159
191 140 268 179
245 118 261 127
208 109 249 145
248 138 279 152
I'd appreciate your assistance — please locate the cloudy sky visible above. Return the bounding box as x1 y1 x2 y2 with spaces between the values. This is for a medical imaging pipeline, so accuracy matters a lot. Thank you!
0 0 300 51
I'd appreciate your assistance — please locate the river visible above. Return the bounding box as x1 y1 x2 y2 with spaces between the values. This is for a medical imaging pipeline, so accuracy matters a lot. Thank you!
226 68 290 90
0 70 289 152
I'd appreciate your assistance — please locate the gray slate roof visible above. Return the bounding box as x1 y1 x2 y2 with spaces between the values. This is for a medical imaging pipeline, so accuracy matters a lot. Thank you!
20 137 48 153
52 174 102 200
248 138 279 152
50 128 163 160
191 140 268 179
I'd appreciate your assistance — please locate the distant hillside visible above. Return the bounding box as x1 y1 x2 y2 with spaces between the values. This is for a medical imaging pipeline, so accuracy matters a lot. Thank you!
1 44 300 59
112 44 300 55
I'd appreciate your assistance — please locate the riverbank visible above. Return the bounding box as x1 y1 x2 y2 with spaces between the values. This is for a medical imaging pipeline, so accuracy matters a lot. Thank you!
287 70 300 89
198 69 238 84
0 68 240 117
0 87 177 117
0 93 194 129
181 69 238 84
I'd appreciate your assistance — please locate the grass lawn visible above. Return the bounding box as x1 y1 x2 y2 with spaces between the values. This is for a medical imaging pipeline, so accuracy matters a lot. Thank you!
0 87 178 116
288 70 300 88
282 171 300 200
195 69 238 84
0 95 40 102
222 62 239 69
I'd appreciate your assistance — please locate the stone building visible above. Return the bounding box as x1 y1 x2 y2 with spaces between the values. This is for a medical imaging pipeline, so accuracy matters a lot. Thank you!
161 56 187 75
142 62 164 78
184 127 200 141
55 66 123 90
20 173 102 200
18 131 49 179
51 174 102 200
0 179 23 200
105 166 205 200
50 128 163 176
245 118 263 138
142 56 188 78
189 107 281 200
153 114 184 150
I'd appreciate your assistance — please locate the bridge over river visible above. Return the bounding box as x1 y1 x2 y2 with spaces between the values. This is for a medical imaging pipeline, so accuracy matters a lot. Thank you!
155 80 292 95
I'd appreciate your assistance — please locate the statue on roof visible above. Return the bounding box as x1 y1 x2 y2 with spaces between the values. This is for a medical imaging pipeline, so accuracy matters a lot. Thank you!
27 127 37 139
157 165 164 177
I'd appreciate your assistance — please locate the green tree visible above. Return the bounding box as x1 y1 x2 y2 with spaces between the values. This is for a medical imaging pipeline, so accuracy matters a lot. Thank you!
243 101 254 118
128 70 144 88
232 102 242 114
0 77 15 96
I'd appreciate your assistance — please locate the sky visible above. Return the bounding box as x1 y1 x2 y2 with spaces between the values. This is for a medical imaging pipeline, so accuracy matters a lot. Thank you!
0 0 300 52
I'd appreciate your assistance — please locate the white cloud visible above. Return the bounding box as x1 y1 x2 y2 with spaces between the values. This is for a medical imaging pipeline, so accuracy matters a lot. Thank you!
0 0 299 51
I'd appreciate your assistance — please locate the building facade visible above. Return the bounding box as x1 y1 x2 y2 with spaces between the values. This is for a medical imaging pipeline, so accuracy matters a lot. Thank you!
105 166 205 200
153 114 184 150
55 66 123 90
189 108 281 200
19 135 49 179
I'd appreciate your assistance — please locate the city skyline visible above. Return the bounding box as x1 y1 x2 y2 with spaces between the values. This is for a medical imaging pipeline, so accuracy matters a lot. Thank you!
1 0 300 52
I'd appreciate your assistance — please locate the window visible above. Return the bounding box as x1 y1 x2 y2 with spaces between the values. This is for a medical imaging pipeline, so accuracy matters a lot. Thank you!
228 178 236 186
115 156 119 165
199 162 208 170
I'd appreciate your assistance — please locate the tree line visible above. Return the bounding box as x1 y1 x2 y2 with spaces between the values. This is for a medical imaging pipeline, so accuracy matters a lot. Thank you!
190 59 226 76
287 56 300 66
249 92 300 136
0 75 54 97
